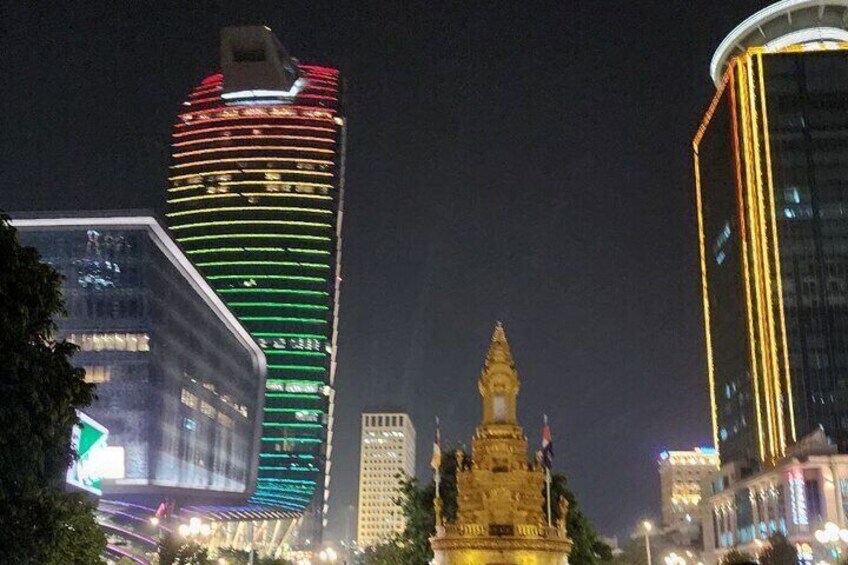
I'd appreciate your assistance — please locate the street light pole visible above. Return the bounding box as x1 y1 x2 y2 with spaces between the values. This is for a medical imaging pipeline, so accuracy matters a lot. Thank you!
643 521 653 565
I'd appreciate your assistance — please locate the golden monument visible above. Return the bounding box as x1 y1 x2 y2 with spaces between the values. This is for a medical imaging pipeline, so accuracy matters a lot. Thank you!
430 323 572 565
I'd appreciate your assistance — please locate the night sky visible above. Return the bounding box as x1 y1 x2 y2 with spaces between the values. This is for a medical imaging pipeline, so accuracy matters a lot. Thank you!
1 0 773 541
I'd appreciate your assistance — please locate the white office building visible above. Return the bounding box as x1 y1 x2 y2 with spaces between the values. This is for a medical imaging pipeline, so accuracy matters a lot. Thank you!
356 413 416 547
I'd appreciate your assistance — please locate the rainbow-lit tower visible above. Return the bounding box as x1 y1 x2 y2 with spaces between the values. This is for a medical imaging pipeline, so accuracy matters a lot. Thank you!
166 27 344 527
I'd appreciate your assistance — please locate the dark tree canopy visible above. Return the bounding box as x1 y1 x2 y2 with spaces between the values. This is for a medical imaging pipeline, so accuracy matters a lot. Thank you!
0 215 105 563
159 533 212 565
758 533 797 565
217 547 294 565
721 548 755 565
357 447 611 565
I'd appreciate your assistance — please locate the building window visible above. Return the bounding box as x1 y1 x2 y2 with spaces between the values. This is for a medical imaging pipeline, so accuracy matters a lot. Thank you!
83 366 111 383
493 395 506 422
805 480 822 522
67 332 150 352
217 412 233 429
200 401 216 419
181 389 198 409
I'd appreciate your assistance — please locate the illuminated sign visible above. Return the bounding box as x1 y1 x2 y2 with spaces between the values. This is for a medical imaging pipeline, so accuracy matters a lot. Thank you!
66 411 109 495
66 412 125 496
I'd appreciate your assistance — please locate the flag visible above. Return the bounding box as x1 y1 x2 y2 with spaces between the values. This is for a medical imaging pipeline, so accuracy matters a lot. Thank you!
430 417 442 472
541 415 553 470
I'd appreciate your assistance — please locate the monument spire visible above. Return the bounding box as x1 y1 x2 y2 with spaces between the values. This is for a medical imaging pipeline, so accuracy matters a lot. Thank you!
479 322 520 427
430 325 572 564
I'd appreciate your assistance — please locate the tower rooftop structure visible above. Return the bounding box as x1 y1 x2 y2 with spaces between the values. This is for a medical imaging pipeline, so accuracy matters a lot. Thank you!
710 0 848 85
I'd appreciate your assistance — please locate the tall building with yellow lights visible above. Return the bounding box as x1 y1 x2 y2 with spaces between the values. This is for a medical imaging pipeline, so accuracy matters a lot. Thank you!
429 324 571 565
165 26 345 534
693 0 848 468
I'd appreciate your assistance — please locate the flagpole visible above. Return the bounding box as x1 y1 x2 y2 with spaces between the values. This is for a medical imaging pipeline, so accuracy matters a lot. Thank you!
544 414 552 527
432 416 442 526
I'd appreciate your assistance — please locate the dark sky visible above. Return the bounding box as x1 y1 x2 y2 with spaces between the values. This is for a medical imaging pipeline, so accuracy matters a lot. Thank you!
1 0 772 541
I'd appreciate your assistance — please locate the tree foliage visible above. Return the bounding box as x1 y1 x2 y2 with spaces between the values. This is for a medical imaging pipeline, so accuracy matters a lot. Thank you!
721 548 755 565
358 447 610 565
611 537 650 565
217 547 293 565
158 532 210 565
0 214 105 563
758 534 797 565
549 473 613 565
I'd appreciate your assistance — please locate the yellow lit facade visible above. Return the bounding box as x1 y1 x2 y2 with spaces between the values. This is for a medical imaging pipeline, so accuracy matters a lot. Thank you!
430 324 572 565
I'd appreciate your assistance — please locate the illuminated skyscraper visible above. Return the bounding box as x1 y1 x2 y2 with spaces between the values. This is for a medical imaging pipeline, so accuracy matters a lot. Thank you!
166 27 345 526
694 0 848 468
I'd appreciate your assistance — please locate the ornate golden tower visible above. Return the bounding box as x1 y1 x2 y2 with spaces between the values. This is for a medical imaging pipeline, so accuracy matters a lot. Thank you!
430 323 572 565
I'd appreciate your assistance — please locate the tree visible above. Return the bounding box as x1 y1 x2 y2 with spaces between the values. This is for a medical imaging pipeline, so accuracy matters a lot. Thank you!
158 532 210 565
358 447 610 565
758 534 797 565
611 537 650 565
721 548 755 565
217 547 293 565
357 541 408 565
0 214 105 563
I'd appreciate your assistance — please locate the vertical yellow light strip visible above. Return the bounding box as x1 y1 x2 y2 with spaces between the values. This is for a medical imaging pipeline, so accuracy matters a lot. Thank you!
694 145 719 452
693 69 734 454
754 53 786 455
746 54 780 462
736 58 768 463
757 52 797 447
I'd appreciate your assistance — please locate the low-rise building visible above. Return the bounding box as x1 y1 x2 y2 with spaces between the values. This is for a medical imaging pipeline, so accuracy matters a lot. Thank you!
659 447 720 545
702 430 848 565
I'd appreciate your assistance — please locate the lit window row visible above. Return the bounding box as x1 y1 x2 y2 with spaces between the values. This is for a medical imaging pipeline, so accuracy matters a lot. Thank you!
83 366 111 384
67 332 150 352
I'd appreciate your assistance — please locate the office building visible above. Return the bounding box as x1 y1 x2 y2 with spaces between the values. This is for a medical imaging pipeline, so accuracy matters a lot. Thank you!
702 429 848 564
165 26 345 529
693 0 848 468
13 213 265 496
659 448 720 536
10 213 305 560
356 413 416 546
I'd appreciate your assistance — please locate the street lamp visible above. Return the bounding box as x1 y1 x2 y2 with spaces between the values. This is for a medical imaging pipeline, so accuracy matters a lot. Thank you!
178 516 212 540
664 552 686 565
643 521 654 565
814 522 848 559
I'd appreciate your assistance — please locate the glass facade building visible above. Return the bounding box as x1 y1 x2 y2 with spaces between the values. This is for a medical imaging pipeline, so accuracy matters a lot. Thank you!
694 0 848 468
165 27 344 521
12 214 266 498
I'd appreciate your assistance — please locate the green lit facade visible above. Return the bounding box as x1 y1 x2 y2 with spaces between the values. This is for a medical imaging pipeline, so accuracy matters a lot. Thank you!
166 27 344 521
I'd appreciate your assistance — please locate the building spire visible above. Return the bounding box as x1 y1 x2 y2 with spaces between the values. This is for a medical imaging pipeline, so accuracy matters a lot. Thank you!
479 322 520 427
484 321 515 371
